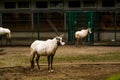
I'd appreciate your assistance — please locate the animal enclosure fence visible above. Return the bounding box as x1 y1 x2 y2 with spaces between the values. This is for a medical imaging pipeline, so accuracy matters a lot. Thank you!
67 11 120 45
0 11 65 46
67 11 94 44
0 10 120 46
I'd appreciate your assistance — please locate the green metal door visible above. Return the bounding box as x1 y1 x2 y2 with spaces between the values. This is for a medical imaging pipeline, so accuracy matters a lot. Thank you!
67 11 94 45
87 12 94 44
67 12 76 44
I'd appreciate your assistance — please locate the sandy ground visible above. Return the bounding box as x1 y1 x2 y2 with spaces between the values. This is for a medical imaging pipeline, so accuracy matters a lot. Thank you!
0 45 120 80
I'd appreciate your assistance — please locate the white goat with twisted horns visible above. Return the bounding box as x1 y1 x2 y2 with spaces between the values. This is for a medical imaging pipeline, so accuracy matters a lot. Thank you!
30 34 65 72
0 27 11 45
75 22 92 47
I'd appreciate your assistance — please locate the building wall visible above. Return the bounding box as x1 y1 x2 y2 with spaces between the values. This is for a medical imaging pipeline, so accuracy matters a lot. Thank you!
0 0 120 44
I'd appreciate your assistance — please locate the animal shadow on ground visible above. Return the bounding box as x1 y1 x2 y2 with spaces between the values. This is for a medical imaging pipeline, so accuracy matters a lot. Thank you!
0 66 29 80
0 64 120 80
0 66 48 80
0 49 6 55
0 66 54 80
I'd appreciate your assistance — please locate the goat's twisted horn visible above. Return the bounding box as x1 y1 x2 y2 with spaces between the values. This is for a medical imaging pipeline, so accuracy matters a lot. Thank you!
47 19 60 36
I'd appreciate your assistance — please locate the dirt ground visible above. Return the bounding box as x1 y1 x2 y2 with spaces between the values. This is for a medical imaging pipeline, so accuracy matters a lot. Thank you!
0 45 120 80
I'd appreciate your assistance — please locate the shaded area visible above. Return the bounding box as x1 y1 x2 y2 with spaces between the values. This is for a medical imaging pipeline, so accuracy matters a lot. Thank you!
0 64 120 80
0 49 6 55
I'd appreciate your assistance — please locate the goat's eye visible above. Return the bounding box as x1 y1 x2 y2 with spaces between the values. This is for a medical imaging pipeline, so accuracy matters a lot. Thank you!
56 38 60 41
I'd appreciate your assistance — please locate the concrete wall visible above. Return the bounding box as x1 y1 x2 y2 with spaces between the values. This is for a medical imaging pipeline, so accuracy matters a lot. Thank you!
94 32 120 42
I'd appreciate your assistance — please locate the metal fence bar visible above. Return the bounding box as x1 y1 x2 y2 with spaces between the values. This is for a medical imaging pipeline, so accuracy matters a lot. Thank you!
0 12 2 26
37 13 40 40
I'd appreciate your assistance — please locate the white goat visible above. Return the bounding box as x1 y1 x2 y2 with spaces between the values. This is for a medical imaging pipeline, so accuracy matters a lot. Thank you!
30 34 65 72
0 27 11 45
75 28 92 46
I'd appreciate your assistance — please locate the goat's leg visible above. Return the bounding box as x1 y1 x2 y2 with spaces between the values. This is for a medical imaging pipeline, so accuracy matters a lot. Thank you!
75 38 79 47
30 52 35 71
75 38 77 46
0 37 2 45
8 38 11 46
50 55 54 72
47 56 51 72
82 38 86 46
36 54 40 70
6 38 9 45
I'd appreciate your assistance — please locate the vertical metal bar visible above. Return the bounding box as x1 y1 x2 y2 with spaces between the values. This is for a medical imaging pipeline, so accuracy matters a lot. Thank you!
68 11 71 44
73 12 76 42
90 12 94 44
31 12 34 39
37 13 40 40
88 11 94 45
68 11 72 44
71 12 74 44
0 12 2 26
87 12 90 42
68 11 76 44
64 12 66 31
114 11 117 42
31 13 34 30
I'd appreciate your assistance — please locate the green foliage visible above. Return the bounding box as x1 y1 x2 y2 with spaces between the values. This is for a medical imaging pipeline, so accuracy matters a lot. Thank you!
107 73 120 80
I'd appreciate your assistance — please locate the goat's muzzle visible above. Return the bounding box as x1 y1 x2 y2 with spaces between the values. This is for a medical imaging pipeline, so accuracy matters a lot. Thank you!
60 41 65 45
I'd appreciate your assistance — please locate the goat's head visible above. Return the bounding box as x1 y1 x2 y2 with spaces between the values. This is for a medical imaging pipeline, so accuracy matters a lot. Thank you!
88 28 92 34
56 34 65 46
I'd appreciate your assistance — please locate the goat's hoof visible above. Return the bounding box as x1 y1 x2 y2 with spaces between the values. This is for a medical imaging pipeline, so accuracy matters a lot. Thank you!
51 69 54 72
39 69 42 71
30 69 33 71
48 69 54 73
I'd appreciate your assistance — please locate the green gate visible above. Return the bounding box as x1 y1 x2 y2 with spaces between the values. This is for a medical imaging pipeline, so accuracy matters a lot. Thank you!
67 11 94 45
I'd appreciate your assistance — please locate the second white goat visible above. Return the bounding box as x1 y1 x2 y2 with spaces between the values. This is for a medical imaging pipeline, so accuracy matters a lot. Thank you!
75 28 92 46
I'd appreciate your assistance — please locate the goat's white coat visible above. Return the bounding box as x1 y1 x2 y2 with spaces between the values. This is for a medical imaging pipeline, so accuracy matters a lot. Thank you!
30 35 65 72
75 28 92 46
0 27 11 38
30 36 65 56
75 28 92 39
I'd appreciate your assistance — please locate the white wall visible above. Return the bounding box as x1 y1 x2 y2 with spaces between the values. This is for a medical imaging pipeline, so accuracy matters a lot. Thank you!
94 32 120 42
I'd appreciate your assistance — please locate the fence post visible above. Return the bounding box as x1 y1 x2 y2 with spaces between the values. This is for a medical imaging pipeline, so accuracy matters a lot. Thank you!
68 11 76 44
31 12 34 39
114 11 117 42
37 13 40 40
0 12 2 26
87 11 94 45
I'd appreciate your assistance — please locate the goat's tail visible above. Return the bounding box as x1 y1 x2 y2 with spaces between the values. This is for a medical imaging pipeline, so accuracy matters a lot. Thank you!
7 32 11 39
